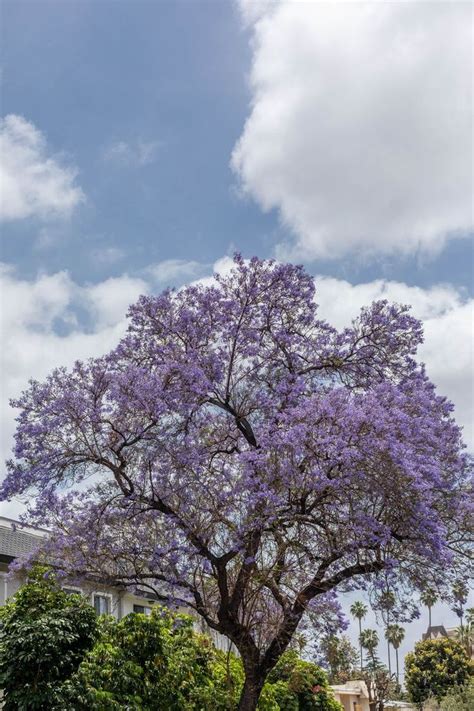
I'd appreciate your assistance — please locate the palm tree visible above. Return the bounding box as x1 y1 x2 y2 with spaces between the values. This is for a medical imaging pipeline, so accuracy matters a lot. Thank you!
455 606 474 657
351 601 368 671
420 588 438 636
385 624 405 689
452 580 469 631
360 628 379 670
379 590 396 677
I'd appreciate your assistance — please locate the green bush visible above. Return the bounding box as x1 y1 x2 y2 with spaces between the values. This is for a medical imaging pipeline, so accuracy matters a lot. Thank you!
266 650 343 711
439 680 474 711
405 638 473 707
0 567 98 710
0 568 343 710
59 608 221 710
60 619 342 710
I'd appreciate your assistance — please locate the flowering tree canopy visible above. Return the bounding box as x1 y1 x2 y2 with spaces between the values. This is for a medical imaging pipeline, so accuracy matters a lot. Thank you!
2 255 472 710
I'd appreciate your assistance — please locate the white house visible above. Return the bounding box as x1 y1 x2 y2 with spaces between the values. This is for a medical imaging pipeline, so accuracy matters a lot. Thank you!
0 515 231 652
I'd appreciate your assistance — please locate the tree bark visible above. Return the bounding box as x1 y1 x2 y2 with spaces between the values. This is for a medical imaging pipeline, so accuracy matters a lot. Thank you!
237 670 265 711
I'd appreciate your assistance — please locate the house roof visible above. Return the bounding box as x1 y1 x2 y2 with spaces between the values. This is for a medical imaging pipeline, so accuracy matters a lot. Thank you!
422 625 448 640
331 681 370 698
0 517 162 603
0 524 43 562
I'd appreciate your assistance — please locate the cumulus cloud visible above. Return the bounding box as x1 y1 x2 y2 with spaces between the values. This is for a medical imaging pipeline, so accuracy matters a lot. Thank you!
0 114 84 222
102 139 160 167
232 1 473 259
0 264 148 515
147 259 207 285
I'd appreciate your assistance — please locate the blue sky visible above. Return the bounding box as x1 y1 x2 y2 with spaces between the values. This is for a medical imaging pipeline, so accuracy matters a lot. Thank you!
2 0 472 288
1 0 472 675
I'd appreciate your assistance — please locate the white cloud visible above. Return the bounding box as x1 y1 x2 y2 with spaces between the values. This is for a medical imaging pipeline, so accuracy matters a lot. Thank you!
84 275 147 329
102 139 160 167
0 114 84 222
0 265 149 514
232 1 473 259
147 259 206 285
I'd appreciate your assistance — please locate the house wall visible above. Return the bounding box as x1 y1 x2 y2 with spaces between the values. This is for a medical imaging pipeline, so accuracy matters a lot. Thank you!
332 691 370 711
0 565 232 652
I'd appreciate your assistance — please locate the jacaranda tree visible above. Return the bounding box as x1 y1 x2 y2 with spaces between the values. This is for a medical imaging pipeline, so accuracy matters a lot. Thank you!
1 255 471 710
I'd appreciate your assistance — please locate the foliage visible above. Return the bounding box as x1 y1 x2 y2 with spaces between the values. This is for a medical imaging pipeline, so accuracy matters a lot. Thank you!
2 255 472 709
350 601 368 622
439 680 474 711
405 638 473 707
420 589 438 610
385 624 404 650
265 650 343 711
361 658 398 709
455 608 474 658
360 628 379 667
0 567 98 710
58 613 341 711
360 663 396 711
451 581 469 624
320 635 359 683
57 608 223 710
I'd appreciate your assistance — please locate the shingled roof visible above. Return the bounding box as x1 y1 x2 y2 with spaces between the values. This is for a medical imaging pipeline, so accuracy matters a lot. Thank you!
0 519 44 562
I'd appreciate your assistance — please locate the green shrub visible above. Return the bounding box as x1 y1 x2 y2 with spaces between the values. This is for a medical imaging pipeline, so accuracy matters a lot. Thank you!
59 608 220 709
0 566 98 710
0 567 343 710
405 638 473 707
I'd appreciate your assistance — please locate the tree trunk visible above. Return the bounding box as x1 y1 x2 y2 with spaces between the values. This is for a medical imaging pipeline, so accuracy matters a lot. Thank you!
387 636 392 677
237 671 265 711
395 648 399 689
359 619 363 671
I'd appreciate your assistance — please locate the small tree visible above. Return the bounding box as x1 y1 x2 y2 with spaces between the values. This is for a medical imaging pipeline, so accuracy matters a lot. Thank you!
58 607 221 710
351 601 368 671
405 638 473 707
360 629 379 669
361 664 395 711
320 635 359 683
0 567 98 710
2 256 471 710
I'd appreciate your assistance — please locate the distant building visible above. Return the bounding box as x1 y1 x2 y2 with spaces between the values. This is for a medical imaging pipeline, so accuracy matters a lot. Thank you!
0 516 231 651
331 681 416 711
422 625 449 641
421 624 472 659
331 680 370 711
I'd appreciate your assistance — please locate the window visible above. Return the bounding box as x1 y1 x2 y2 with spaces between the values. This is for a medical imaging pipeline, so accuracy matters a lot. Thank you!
93 594 111 615
63 587 82 596
133 604 152 615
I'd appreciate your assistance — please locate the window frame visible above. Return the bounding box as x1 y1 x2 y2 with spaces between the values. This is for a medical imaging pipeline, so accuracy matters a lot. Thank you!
92 591 113 615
